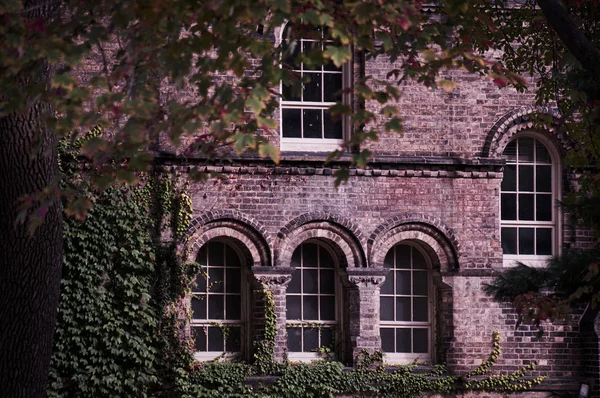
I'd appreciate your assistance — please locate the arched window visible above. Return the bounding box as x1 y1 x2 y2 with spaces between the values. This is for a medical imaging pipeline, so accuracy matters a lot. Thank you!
500 135 558 266
191 240 245 360
286 241 340 360
380 243 433 363
280 24 349 152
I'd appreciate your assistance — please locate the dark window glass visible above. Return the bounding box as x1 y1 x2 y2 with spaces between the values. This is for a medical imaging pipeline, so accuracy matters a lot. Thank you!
396 245 411 269
384 250 394 268
291 249 301 267
303 269 318 294
518 194 535 221
413 298 428 322
504 140 517 161
412 249 427 269
501 165 517 191
320 248 335 268
209 243 224 266
195 273 207 292
519 228 535 255
321 328 334 349
288 269 301 293
536 140 551 163
324 73 342 102
225 245 240 267
302 41 319 71
303 243 318 266
536 228 552 255
518 137 534 162
282 81 300 101
226 327 241 352
320 296 336 321
536 194 552 221
286 295 301 320
396 328 411 353
320 270 335 294
193 327 207 351
303 109 322 138
501 193 517 220
396 297 411 321
226 269 240 294
323 112 343 139
303 296 319 320
226 295 241 320
381 328 395 352
209 268 224 293
282 109 302 138
192 296 207 319
501 227 518 254
380 297 395 321
518 165 534 191
381 273 394 295
207 327 224 351
303 72 322 101
413 272 428 296
536 165 552 192
287 327 302 352
304 328 320 351
413 329 429 353
396 271 411 295
208 295 224 319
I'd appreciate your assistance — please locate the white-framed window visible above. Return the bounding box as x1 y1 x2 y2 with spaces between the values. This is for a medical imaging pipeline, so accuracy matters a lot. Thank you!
191 240 245 361
280 25 350 152
500 135 560 267
380 243 433 363
286 241 340 361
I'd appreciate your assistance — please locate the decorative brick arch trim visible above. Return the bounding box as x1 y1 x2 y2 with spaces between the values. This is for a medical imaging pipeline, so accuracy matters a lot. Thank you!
482 106 571 158
187 213 271 266
275 221 366 268
369 215 459 270
277 212 366 247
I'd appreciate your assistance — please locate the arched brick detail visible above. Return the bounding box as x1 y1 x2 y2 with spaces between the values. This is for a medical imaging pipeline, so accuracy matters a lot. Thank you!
275 221 366 268
369 215 459 270
482 106 571 158
186 210 272 246
187 214 271 266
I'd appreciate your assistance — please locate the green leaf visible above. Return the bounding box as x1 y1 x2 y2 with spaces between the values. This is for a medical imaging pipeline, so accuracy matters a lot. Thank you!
385 117 404 133
323 45 351 68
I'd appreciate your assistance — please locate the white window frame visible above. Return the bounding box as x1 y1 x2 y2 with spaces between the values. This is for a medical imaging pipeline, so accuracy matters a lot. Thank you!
500 132 562 268
286 240 342 362
191 240 248 361
279 25 351 152
380 242 435 365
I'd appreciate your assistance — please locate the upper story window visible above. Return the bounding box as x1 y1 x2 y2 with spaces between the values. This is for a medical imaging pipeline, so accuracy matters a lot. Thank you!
500 135 559 266
286 241 340 360
191 240 245 360
280 25 349 152
380 243 433 363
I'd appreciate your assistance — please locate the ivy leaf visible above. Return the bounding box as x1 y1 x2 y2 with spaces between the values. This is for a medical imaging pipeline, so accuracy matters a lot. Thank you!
385 117 404 133
258 142 280 164
323 45 351 68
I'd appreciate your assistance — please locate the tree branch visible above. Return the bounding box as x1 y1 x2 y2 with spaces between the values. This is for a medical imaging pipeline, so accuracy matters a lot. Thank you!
537 0 600 79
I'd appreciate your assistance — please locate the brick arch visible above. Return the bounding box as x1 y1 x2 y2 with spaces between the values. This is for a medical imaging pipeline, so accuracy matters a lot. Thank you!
482 106 571 158
275 220 366 268
277 212 366 248
187 214 271 266
369 215 459 270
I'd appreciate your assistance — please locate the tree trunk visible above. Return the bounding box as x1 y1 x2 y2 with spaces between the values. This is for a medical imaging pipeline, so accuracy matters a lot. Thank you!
0 69 63 398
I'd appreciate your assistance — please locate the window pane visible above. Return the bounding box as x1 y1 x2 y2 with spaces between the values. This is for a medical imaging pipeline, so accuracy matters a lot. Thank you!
384 250 394 268
396 297 411 321
282 38 300 68
396 328 411 353
413 272 428 296
193 327 207 351
225 326 241 352
287 327 302 352
209 242 224 266
323 112 343 139
225 245 240 268
518 165 534 191
303 72 322 101
303 243 318 266
396 245 411 269
319 247 335 268
380 297 395 321
192 296 207 319
412 249 427 269
226 269 241 294
291 248 301 267
413 298 428 322
501 227 518 254
282 81 300 101
209 268 224 293
501 165 516 191
324 73 342 102
381 328 395 352
303 269 318 294
536 194 552 221
396 271 411 295
207 327 224 351
518 194 534 221
504 140 517 161
196 245 207 266
536 165 552 192
288 269 301 294
380 273 394 295
519 228 535 255
320 270 335 294
536 140 551 163
413 328 429 354
304 328 319 352
282 109 302 138
321 327 334 349
501 193 517 220
320 296 336 321
303 296 319 320
208 295 224 319
194 273 207 293
286 295 301 320
518 137 534 162
225 295 241 320
536 228 552 255
303 109 322 138
302 41 319 71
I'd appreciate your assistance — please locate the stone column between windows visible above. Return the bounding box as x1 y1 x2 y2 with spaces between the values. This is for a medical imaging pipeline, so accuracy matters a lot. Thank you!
345 268 389 364
250 266 294 362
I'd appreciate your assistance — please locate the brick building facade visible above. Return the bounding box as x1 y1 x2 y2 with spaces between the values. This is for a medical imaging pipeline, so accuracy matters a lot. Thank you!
149 36 599 395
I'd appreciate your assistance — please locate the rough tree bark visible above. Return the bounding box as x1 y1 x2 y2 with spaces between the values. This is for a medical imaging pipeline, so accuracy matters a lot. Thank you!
0 2 62 397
